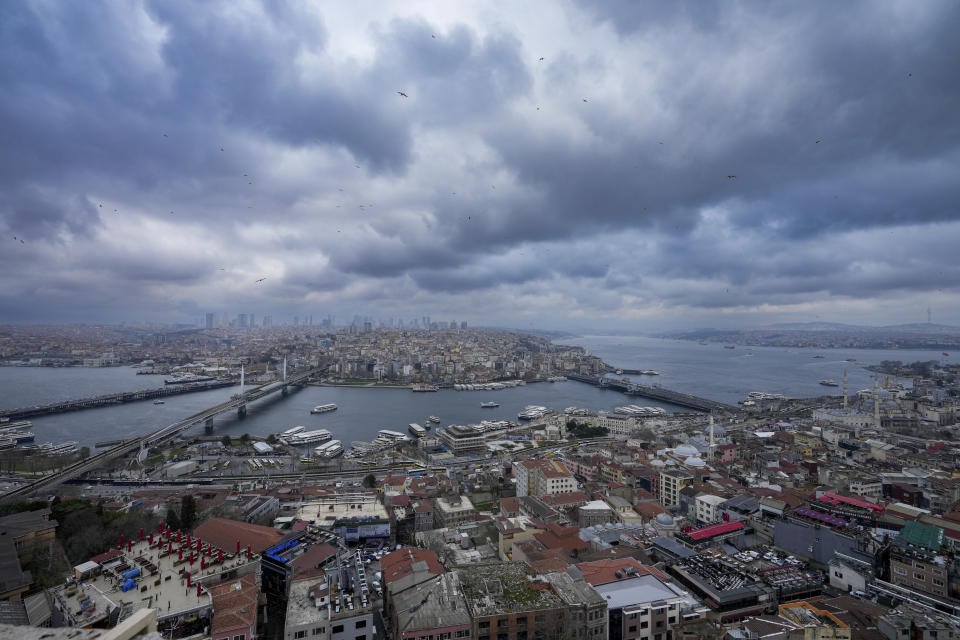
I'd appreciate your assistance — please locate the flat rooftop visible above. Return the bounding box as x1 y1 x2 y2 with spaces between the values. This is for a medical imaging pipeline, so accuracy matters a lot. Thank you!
459 563 564 617
51 534 257 626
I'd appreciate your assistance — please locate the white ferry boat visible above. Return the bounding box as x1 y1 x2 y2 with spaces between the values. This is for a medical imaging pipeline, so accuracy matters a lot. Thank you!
428 416 440 424
408 423 427 437
314 440 343 457
281 425 305 437
284 429 333 446
518 405 550 420
378 429 409 442
310 404 338 414
481 401 499 408
614 405 667 417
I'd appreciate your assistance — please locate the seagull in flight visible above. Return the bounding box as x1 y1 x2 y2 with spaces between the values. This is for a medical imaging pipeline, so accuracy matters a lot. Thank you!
397 91 408 98
220 147 224 152
163 133 168 138
538 57 544 61
727 175 736 179
255 277 267 284
582 98 588 102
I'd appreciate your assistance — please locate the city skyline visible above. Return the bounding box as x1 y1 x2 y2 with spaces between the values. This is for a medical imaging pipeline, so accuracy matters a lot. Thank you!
2 2 960 331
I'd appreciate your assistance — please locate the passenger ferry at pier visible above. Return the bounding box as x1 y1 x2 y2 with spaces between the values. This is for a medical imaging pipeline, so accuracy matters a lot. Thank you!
314 440 343 458
310 404 337 414
518 405 551 420
411 384 439 392
819 379 839 387
408 423 427 437
428 416 440 424
283 429 333 446
378 429 409 442
164 373 215 385
614 405 667 417
481 401 499 408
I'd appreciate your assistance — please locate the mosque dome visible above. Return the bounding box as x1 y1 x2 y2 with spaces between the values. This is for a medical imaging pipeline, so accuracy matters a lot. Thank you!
656 513 675 526
684 456 706 467
674 444 699 457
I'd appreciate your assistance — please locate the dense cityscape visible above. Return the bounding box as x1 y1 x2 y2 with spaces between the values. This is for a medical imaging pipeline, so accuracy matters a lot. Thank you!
1 323 960 640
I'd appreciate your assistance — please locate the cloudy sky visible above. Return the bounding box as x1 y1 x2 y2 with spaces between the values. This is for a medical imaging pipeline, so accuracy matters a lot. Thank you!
2 1 959 331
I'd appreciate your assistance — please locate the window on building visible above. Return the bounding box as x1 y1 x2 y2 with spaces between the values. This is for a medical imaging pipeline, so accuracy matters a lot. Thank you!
455 631 470 638
894 567 907 576
629 626 637 633
669 617 676 624
498 620 508 629
234 636 245 640
641 622 649 629
933 579 944 587
656 621 664 629
439 634 452 640
333 625 344 634
313 629 325 636
914 572 925 580
355 621 367 629
479 622 490 631
295 632 307 640
497 634 508 640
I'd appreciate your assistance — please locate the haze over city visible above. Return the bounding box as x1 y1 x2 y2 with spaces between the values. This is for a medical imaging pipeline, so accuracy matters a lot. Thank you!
2 1 959 330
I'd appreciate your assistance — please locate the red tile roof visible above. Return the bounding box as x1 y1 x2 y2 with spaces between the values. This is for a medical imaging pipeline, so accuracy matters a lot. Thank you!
192 517 285 554
208 573 258 633
576 557 670 586
380 548 443 585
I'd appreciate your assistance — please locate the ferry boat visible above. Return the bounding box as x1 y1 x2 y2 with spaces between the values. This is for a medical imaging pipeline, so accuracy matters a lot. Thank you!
641 370 660 375
0 421 33 433
481 401 499 408
614 405 667 417
427 416 441 424
723 344 736 349
408 423 427 437
310 404 337 414
813 354 825 359
153 400 165 405
411 384 439 392
819 379 839 387
280 426 305 438
518 405 550 420
745 391 786 401
164 373 215 385
284 429 333 446
38 441 79 456
314 440 343 458
378 429 409 442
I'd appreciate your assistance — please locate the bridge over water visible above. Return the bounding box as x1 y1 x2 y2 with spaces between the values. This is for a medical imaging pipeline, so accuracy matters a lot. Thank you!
565 373 740 413
0 366 323 502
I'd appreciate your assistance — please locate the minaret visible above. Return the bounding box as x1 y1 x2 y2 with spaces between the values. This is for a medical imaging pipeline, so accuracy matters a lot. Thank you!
283 356 287 383
708 414 716 460
842 370 848 411
873 378 881 430
240 364 245 396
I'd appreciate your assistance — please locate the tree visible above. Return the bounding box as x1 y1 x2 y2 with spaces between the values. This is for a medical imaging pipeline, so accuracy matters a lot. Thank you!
266 434 278 445
180 495 197 531
362 473 377 488
79 446 91 459
165 506 181 532
221 435 232 447
239 433 251 446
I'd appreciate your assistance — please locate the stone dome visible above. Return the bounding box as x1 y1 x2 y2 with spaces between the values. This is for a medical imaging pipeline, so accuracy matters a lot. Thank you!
674 444 699 457
684 456 706 467
656 513 675 526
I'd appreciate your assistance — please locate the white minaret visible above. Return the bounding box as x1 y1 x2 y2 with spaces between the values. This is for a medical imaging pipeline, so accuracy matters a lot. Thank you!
873 378 881 430
240 363 245 396
842 369 848 411
708 414 716 460
283 356 287 383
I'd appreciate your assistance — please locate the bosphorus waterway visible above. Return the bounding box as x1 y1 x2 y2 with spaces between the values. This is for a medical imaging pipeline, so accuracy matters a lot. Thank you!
0 336 948 450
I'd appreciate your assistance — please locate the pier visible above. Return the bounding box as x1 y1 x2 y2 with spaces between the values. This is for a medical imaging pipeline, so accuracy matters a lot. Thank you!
566 373 739 413
0 380 236 421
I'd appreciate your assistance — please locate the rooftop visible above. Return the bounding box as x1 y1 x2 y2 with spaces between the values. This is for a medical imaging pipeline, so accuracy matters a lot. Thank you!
459 562 565 617
393 572 471 635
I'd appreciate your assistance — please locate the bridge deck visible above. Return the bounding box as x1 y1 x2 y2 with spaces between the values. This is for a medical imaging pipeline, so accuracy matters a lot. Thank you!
565 373 739 413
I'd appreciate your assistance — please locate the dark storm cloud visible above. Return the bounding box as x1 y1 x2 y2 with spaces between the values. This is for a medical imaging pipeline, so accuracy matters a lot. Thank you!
2 0 959 325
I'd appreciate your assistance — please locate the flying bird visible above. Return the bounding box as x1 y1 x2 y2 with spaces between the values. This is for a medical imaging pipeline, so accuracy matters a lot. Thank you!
163 133 168 137
538 57 544 61
255 277 267 283
355 164 360 168
20 240 23 244
220 147 224 152
397 91 408 98
243 173 248 176
657 141 663 144
582 98 588 102
99 203 103 208
908 73 912 77
431 34 436 38
816 140 821 144
727 175 736 179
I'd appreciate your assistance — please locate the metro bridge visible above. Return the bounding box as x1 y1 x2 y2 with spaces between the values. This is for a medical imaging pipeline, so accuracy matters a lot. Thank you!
0 366 323 502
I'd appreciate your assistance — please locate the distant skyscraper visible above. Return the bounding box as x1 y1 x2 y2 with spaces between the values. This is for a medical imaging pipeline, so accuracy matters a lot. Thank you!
239 313 248 328
363 321 372 333
460 321 467 329
250 313 255 328
205 312 214 329
293 315 299 327
263 315 273 328
221 312 228 328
